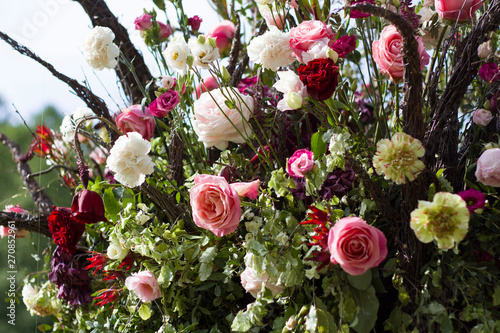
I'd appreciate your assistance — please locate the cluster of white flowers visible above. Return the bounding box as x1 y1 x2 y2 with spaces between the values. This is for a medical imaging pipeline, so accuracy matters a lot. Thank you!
273 70 308 111
106 132 155 187
83 26 120 70
60 107 94 143
247 26 294 71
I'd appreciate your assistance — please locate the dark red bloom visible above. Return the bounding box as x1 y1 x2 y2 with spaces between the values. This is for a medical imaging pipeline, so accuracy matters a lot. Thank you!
479 62 500 83
71 189 108 224
300 206 332 270
331 35 357 58
458 188 486 214
298 58 339 101
48 207 85 255
85 252 108 275
188 15 202 32
94 288 120 307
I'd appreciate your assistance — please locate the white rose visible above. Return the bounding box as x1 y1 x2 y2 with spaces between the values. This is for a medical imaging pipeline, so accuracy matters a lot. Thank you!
83 26 120 70
240 266 284 298
193 88 254 150
163 36 191 75
247 26 294 71
188 35 220 68
273 70 308 111
107 238 129 262
106 132 155 187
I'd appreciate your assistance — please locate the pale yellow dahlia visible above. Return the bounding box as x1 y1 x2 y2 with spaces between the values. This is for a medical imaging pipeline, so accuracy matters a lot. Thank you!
373 132 425 185
410 192 470 250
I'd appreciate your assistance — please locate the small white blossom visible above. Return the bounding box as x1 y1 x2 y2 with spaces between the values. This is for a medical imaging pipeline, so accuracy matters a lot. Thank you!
188 35 220 68
83 26 120 70
247 26 294 71
273 70 307 111
163 36 191 75
60 108 94 143
107 237 129 262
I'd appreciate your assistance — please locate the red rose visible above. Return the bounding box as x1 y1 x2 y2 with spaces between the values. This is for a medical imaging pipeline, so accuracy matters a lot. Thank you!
297 58 339 101
71 189 108 224
48 207 85 255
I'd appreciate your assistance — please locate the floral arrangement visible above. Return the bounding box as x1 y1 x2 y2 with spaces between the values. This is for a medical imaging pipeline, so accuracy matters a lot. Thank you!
1 0 500 332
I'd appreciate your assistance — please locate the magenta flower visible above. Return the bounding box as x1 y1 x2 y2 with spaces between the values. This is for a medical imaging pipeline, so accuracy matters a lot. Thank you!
458 189 486 214
149 90 180 117
188 15 202 32
331 35 357 58
478 62 500 83
287 149 315 178
349 0 376 18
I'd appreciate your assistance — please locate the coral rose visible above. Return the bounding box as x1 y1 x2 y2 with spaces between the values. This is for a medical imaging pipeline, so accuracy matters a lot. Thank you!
116 105 155 141
124 271 161 303
189 175 241 237
475 148 500 187
328 217 388 275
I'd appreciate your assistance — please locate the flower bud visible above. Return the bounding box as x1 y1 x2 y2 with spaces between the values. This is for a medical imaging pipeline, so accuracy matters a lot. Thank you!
285 92 303 110
222 66 231 83
326 48 339 63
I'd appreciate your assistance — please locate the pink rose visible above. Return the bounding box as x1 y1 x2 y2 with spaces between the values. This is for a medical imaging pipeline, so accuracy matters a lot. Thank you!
472 109 493 126
195 75 219 98
230 180 261 200
287 149 315 178
240 266 284 298
134 13 152 31
289 20 335 62
372 25 430 83
124 271 161 303
328 217 388 275
435 0 482 22
478 62 500 83
190 174 241 237
206 20 235 53
149 90 180 117
116 105 155 141
475 148 500 187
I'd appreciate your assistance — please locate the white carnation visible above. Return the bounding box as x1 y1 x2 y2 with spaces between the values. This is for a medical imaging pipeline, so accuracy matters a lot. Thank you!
188 35 220 68
106 132 155 187
247 26 294 71
273 70 307 111
83 26 120 70
163 36 191 75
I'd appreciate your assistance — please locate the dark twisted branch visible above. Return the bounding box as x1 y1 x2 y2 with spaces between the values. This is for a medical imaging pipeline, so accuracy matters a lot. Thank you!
0 212 51 238
73 0 154 104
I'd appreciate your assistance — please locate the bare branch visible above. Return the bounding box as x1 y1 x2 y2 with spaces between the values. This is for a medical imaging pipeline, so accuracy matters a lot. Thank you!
0 212 51 238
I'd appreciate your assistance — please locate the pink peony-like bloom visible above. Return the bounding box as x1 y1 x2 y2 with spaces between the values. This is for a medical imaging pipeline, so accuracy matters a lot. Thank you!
435 0 482 22
472 109 494 126
328 216 388 275
116 105 155 141
134 13 152 31
149 90 180 117
458 188 486 214
195 75 219 98
478 63 500 83
289 20 335 62
189 174 241 237
331 35 357 58
240 266 284 298
206 20 235 53
475 148 500 187
287 149 315 178
230 180 261 200
124 271 161 303
372 25 430 83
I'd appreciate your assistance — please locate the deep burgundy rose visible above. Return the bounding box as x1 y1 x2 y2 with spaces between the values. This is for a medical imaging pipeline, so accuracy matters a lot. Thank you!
149 90 180 117
71 189 108 224
297 58 339 101
48 207 85 255
331 35 357 58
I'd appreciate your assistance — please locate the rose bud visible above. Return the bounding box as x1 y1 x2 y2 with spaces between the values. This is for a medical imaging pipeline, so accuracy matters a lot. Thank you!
71 189 108 224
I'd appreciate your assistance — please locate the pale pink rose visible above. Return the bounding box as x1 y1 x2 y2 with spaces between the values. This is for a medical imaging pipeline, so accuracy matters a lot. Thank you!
1 205 29 239
472 109 493 126
435 0 482 22
190 174 241 236
372 25 430 83
240 266 284 298
475 148 500 187
328 217 388 276
206 20 235 53
195 76 219 98
116 105 155 141
230 180 260 200
124 271 161 303
289 20 335 62
287 149 315 178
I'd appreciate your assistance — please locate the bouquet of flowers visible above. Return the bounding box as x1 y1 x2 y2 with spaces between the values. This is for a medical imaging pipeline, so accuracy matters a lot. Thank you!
1 0 500 332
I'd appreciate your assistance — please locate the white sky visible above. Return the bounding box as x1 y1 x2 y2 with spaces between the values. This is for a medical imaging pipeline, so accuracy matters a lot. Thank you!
0 0 218 123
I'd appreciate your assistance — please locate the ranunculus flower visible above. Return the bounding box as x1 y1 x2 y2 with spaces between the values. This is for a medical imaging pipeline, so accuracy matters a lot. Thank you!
287 149 315 178
161 76 177 90
116 105 155 141
230 180 261 200
331 35 357 58
478 62 500 83
472 108 493 126
189 174 241 237
71 189 108 224
149 90 180 117
240 266 284 298
328 217 388 275
163 36 191 76
273 70 308 111
188 15 202 32
83 26 120 71
435 0 482 22
247 26 294 71
125 271 161 303
48 207 86 255
297 58 339 101
475 148 500 187
106 132 155 188
372 25 430 83
458 188 486 214
289 20 335 62
193 88 254 150
206 20 235 53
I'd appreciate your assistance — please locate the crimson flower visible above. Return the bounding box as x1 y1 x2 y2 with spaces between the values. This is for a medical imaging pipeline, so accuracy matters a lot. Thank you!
297 58 339 101
331 35 357 58
48 207 85 255
117 254 134 271
71 189 108 224
85 252 108 275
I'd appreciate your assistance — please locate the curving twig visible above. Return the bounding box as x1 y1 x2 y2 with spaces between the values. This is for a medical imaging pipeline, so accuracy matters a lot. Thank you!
0 212 51 238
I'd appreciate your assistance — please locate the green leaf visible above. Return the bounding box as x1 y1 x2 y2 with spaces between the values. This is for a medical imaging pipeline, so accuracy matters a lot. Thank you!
311 131 327 159
103 187 120 221
347 270 372 291
37 324 52 333
493 286 500 306
231 311 252 332
152 0 165 11
200 246 217 263
199 262 213 281
350 286 379 333
138 303 151 320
